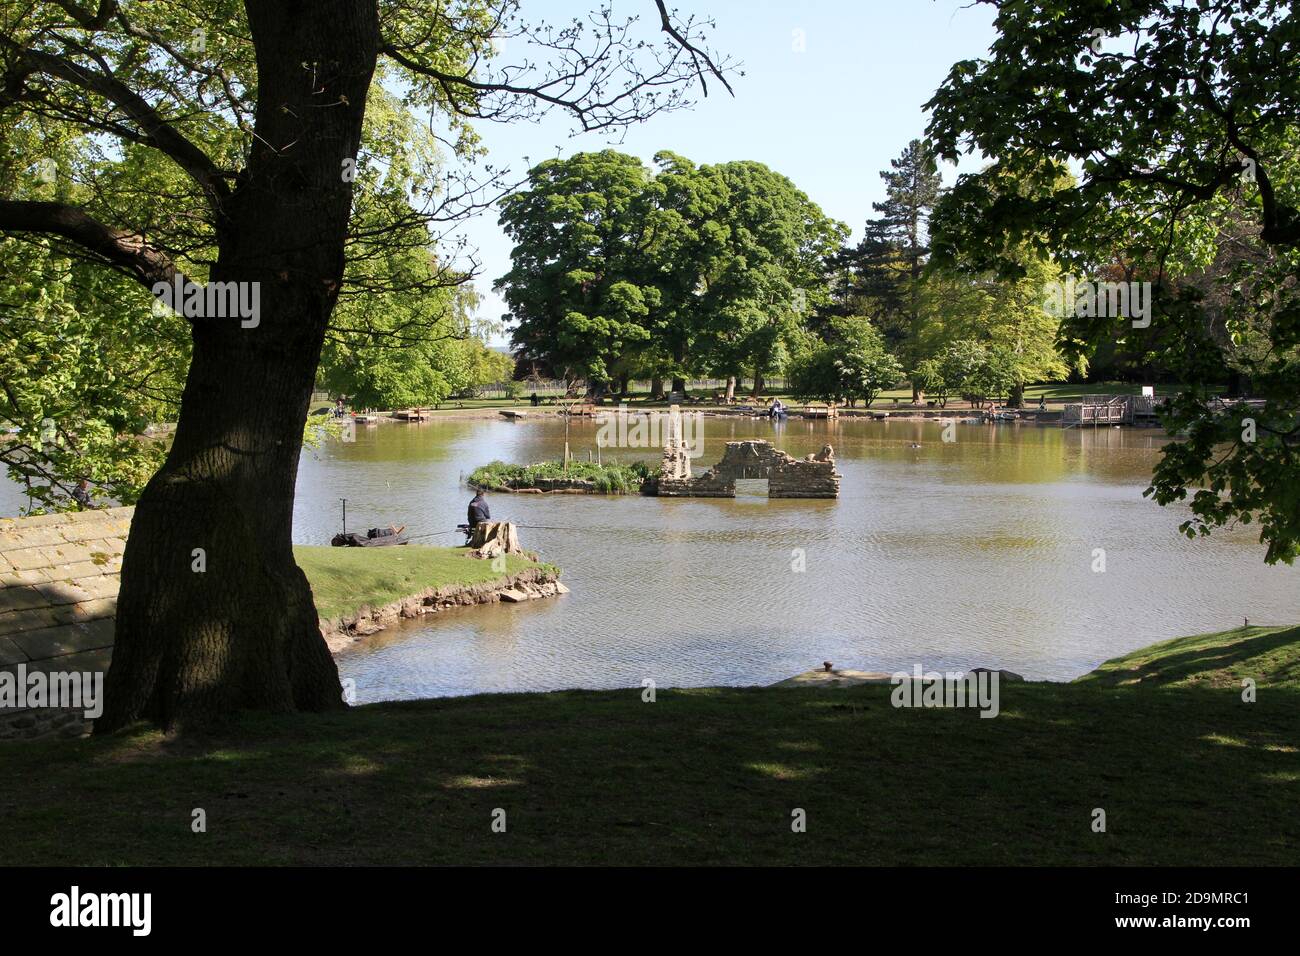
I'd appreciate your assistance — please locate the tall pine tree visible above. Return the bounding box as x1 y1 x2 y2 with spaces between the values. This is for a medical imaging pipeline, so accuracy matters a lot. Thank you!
836 139 943 399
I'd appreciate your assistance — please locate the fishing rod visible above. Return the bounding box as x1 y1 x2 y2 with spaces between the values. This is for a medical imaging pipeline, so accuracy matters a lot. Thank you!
404 523 589 539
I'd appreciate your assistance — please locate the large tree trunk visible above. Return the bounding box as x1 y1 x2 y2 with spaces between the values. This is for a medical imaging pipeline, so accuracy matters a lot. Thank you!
751 371 765 397
649 376 664 399
97 0 380 733
724 376 736 402
671 375 686 394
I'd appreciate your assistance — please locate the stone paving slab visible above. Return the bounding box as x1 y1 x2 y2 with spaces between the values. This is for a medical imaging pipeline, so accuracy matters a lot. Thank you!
0 636 27 666
44 558 119 583
17 646 113 675
6 546 55 572
51 598 117 626
0 585 47 614
0 526 68 550
0 568 50 587
34 580 95 606
0 606 62 634
9 618 115 661
81 575 122 600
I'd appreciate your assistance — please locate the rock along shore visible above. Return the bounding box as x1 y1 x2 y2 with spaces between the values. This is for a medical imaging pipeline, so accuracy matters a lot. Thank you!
320 565 567 654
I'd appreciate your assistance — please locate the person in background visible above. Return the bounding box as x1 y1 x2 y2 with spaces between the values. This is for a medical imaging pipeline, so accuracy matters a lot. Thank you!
72 479 92 509
467 488 491 530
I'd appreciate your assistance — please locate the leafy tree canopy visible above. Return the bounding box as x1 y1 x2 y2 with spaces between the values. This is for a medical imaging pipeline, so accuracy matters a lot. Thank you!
927 0 1300 562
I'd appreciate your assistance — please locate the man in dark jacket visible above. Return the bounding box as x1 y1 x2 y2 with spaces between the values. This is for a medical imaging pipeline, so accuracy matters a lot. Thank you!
467 489 491 529
72 479 93 510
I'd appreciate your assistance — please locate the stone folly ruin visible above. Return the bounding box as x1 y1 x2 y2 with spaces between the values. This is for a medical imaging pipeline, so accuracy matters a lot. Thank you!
657 427 840 499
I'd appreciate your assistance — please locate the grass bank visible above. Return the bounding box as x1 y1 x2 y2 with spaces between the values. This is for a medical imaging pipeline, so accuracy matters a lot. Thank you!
1 624 1295 865
295 545 548 622
1076 623 1300 690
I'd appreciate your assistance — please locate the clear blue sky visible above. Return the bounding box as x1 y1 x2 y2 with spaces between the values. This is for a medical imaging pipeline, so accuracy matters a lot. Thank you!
453 0 998 341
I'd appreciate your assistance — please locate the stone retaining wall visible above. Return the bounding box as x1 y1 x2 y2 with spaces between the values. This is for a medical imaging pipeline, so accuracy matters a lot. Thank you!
0 506 131 740
0 507 129 673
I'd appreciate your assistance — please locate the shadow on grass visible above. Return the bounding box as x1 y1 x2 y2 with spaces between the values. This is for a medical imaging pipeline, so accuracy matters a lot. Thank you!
1 681 1297 865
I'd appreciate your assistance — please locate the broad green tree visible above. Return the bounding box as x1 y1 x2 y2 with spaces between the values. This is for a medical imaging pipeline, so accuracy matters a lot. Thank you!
830 317 904 407
940 339 1015 410
497 150 666 393
917 250 1076 407
696 160 847 395
641 150 728 393
787 318 903 407
911 357 949 407
787 340 848 406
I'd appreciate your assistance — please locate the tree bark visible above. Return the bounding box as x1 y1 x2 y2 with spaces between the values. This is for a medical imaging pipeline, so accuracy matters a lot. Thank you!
1008 383 1025 408
97 0 380 733
649 376 663 399
671 376 686 394
724 376 735 402
751 371 764 397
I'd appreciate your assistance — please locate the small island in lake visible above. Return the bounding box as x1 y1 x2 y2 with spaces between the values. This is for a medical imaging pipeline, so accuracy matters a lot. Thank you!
468 459 653 494
469 438 841 498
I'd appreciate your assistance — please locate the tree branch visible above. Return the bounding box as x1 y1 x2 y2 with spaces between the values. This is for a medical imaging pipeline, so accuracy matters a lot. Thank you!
1 41 231 204
382 0 733 133
653 0 732 97
51 0 118 31
0 200 182 290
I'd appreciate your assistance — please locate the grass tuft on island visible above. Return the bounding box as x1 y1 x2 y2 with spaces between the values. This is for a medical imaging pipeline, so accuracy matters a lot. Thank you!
295 545 552 622
1 624 1297 865
469 459 652 494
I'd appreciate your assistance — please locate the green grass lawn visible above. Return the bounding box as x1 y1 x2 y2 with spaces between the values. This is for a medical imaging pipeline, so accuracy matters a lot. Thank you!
0 625 1295 865
295 545 545 621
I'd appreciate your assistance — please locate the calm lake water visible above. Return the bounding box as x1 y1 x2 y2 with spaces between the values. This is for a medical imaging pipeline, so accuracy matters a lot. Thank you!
290 416 1300 702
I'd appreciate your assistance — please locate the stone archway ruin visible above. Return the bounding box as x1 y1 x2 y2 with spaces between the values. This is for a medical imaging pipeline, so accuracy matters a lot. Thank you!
657 435 840 499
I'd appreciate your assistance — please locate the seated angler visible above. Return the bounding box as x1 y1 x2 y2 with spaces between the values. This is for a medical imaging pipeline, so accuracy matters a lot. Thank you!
467 487 491 530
